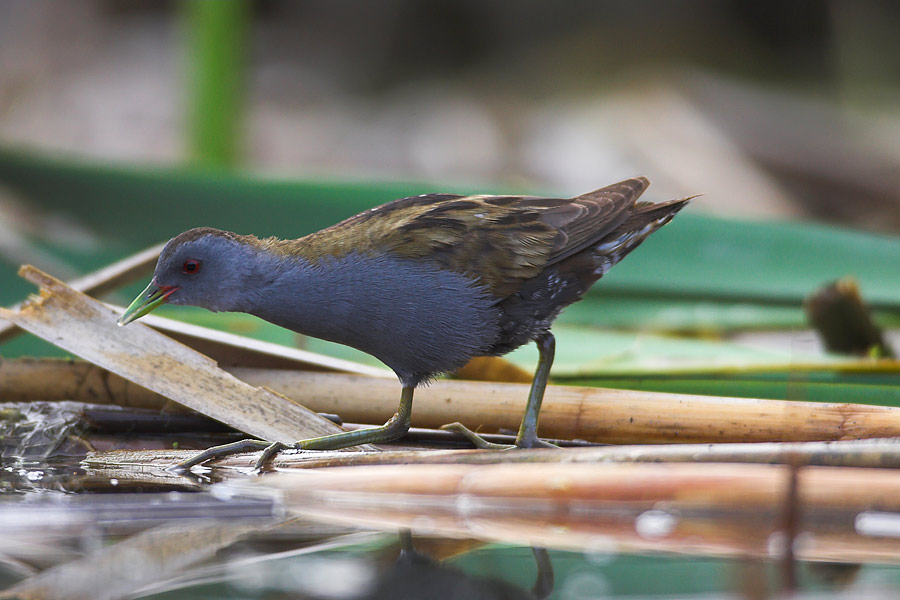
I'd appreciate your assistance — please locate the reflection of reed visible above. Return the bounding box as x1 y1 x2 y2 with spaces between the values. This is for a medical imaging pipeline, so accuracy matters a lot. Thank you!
241 462 900 564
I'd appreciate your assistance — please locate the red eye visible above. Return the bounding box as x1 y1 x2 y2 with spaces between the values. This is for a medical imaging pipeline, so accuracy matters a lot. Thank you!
182 259 201 274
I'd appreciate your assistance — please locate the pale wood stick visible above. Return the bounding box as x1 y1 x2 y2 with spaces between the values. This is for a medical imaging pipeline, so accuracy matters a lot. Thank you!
229 369 900 443
7 358 900 444
253 462 900 509
0 266 366 447
84 438 900 471
231 462 900 562
0 242 164 344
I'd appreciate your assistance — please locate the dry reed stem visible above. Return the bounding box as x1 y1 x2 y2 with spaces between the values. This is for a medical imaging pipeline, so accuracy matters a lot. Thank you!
8 357 900 444
85 438 900 471
230 369 900 443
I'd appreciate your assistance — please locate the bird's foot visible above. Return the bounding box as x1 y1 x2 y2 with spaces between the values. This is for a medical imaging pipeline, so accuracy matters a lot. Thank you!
440 422 558 450
516 433 559 449
252 441 287 472
440 422 513 449
168 438 274 473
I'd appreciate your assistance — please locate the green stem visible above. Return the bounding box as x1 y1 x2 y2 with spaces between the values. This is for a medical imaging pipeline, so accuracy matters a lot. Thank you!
184 0 249 168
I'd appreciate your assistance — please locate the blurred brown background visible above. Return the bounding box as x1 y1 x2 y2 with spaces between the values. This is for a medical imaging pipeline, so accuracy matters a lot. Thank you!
0 0 898 227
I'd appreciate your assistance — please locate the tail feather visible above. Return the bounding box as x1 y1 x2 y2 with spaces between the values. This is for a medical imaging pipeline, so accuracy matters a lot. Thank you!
627 196 693 227
590 196 692 276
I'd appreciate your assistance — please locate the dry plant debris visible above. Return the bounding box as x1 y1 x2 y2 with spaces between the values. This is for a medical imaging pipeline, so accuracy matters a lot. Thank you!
0 266 356 446
9 357 900 449
83 438 900 472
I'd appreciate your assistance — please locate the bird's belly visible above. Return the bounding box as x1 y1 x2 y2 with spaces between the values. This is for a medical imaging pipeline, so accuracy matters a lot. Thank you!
252 254 500 386
489 264 591 355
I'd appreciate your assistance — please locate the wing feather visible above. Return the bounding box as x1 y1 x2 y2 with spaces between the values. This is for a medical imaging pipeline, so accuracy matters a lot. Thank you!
296 178 650 298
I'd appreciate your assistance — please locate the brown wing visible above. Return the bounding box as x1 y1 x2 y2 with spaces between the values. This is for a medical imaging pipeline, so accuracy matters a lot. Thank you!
298 177 649 298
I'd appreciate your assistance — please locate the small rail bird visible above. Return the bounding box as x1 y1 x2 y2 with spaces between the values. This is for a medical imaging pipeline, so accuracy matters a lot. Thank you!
119 177 689 467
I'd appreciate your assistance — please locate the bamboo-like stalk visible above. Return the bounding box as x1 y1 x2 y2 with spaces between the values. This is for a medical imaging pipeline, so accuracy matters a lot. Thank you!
84 438 900 471
230 368 900 444
77 454 900 563
253 461 900 508
0 266 363 447
8 358 900 444
1 358 176 411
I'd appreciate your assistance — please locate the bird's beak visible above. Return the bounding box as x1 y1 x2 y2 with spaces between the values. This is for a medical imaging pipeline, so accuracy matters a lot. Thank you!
117 281 179 326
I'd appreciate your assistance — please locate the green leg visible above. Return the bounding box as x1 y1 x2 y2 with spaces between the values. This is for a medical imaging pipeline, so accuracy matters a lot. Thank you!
171 387 414 472
531 547 555 599
293 386 414 449
442 333 558 450
515 333 557 449
252 441 286 471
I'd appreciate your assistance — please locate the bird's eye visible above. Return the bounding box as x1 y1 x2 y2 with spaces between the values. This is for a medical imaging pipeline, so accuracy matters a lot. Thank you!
182 259 201 274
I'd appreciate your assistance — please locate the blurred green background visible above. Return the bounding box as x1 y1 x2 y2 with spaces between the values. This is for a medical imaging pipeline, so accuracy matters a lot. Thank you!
1 0 899 393
1 1 898 219
3 4 900 599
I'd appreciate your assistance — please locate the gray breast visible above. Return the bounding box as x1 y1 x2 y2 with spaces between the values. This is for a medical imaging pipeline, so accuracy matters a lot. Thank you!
248 253 501 386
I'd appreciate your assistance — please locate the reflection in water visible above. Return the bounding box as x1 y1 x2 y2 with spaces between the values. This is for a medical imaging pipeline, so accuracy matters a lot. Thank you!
354 531 554 600
1 518 557 600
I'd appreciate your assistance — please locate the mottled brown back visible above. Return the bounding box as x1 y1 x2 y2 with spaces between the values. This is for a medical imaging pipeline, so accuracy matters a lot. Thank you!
286 177 651 298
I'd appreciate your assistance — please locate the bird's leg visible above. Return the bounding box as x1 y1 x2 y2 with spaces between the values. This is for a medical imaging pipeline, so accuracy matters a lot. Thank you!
170 392 413 472
291 386 415 450
515 333 558 449
252 441 287 471
399 529 415 554
531 547 555 600
442 333 558 449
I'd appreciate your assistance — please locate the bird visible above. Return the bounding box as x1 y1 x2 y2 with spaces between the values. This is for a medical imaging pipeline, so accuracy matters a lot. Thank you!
118 176 690 467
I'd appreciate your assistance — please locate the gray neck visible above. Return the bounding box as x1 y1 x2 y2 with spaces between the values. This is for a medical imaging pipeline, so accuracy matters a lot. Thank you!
240 253 364 342
229 253 342 337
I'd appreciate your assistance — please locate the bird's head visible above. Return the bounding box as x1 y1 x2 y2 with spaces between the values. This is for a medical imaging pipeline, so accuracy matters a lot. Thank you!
118 228 258 325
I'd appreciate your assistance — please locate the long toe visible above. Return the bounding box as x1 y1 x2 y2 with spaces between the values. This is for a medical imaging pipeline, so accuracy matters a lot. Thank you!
516 435 559 449
252 441 286 472
168 439 274 472
440 422 513 450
